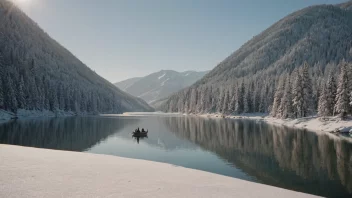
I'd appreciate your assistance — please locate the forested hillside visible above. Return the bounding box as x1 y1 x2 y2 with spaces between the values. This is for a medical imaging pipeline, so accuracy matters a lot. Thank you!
0 0 152 114
161 2 352 119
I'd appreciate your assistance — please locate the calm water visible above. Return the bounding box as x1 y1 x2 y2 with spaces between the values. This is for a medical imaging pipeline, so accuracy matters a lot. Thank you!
0 114 351 197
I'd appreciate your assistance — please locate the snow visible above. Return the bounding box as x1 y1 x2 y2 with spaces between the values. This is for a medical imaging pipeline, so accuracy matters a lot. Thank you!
161 78 169 86
198 113 352 134
0 145 318 198
158 73 166 79
263 116 352 133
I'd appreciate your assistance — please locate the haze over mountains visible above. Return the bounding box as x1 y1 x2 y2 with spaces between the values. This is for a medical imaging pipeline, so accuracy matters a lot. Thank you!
115 70 208 104
0 0 152 114
160 1 352 117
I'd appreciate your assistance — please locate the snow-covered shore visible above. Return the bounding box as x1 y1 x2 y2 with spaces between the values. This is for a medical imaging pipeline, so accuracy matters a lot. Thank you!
197 113 352 134
0 145 318 198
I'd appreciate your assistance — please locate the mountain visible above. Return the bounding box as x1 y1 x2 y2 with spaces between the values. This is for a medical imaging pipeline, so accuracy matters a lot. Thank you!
114 77 142 91
160 1 352 116
114 70 208 104
0 0 153 114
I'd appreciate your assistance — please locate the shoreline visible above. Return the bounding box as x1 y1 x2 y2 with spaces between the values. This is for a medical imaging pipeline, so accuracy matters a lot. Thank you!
1 110 351 136
195 113 352 136
0 144 319 198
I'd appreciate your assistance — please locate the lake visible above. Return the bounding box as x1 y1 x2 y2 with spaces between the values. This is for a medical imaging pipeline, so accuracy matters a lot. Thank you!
0 114 351 197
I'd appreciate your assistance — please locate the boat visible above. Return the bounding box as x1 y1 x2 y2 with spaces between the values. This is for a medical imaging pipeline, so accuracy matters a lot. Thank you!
132 130 148 137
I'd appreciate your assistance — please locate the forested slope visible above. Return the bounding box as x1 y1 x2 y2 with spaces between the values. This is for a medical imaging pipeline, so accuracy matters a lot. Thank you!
0 0 152 114
161 1 352 118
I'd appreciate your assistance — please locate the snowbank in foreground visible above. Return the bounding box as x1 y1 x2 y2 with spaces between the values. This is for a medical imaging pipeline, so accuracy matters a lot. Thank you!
198 113 352 134
0 145 318 198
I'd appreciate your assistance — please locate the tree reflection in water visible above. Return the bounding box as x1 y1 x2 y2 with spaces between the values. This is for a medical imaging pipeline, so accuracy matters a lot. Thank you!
0 117 137 151
163 116 352 197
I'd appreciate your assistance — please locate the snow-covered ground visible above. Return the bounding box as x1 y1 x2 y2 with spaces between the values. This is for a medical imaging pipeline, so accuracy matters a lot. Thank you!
198 113 352 134
0 145 318 198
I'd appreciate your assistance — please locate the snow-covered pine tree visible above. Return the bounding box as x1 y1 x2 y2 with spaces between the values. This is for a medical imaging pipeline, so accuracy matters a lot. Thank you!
252 83 261 113
292 68 303 118
222 89 230 114
235 80 245 114
199 86 210 113
326 72 337 116
301 62 313 117
334 60 350 119
243 84 252 113
229 85 237 114
278 75 293 119
27 76 38 110
318 83 329 117
6 75 18 112
16 76 26 109
259 83 268 113
217 88 225 113
271 75 285 117
190 88 198 112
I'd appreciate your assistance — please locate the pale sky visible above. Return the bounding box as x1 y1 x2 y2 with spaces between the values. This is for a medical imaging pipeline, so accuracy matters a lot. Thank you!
15 0 346 82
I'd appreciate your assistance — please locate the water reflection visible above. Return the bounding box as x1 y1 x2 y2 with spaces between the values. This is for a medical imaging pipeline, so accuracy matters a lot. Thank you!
0 115 351 197
132 135 148 144
0 117 137 151
163 116 352 197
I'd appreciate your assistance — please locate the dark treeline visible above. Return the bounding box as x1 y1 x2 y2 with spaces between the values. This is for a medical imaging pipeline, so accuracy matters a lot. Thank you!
161 61 352 119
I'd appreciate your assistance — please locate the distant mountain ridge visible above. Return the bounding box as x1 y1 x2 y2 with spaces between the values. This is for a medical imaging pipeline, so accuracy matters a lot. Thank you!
160 1 352 115
0 0 153 114
114 70 208 104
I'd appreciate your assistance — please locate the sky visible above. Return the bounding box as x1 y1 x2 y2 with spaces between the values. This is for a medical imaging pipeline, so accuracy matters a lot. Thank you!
14 0 347 82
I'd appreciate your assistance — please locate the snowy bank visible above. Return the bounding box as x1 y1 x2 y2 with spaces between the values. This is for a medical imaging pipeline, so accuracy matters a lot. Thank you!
263 116 352 134
198 113 352 134
0 145 318 198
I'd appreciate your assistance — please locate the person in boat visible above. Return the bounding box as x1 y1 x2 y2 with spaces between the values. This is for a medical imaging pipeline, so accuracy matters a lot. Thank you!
141 128 145 133
136 127 140 133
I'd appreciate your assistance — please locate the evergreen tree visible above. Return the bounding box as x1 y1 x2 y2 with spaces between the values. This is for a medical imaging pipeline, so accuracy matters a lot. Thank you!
5 75 18 112
318 83 329 117
301 62 313 117
271 75 285 117
235 80 245 114
217 89 225 113
278 76 293 119
325 72 337 116
222 89 230 114
292 69 303 118
243 85 252 113
16 76 26 109
27 76 38 110
334 61 350 119
229 85 237 113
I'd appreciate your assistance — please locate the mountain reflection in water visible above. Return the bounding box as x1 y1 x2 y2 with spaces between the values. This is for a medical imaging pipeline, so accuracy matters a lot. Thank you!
0 115 351 197
163 116 352 197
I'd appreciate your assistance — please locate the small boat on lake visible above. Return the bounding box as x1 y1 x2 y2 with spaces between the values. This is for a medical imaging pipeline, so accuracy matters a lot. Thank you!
132 129 148 137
